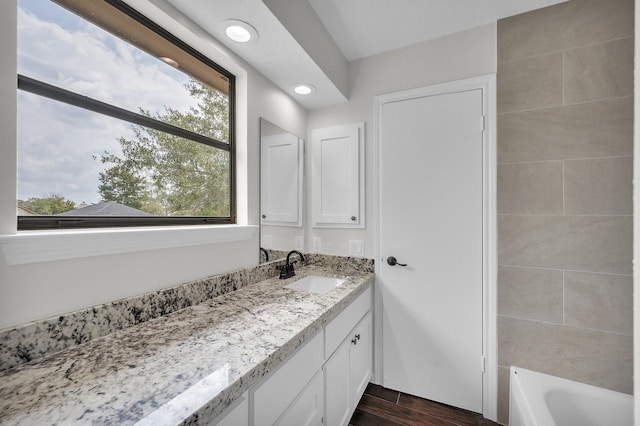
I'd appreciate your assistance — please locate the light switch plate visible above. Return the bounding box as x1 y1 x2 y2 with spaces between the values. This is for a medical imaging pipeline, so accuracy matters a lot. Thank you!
312 237 322 252
294 236 305 251
262 234 273 249
349 240 364 257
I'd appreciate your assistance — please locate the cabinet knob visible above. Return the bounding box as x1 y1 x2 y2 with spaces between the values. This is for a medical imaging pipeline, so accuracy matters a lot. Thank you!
351 216 356 221
262 214 266 219
351 337 358 345
356 333 361 341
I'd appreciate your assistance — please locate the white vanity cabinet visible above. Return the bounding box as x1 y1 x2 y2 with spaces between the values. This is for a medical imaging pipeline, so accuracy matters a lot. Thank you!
210 287 372 426
349 313 373 402
311 122 365 228
324 312 373 426
253 332 324 426
208 392 249 426
273 372 324 426
324 334 351 425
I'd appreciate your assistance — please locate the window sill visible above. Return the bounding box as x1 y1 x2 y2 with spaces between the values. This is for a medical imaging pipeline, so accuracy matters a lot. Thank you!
0 224 257 265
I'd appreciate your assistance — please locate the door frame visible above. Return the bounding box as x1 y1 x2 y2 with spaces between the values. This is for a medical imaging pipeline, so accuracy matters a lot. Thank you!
372 74 497 421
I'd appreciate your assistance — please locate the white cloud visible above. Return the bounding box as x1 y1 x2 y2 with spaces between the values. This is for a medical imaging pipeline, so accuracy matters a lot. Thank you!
16 2 204 205
17 6 195 113
18 91 134 204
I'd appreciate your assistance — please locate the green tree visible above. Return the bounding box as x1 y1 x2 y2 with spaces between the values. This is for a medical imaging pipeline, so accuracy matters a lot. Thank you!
18 194 76 215
97 80 230 216
96 159 147 210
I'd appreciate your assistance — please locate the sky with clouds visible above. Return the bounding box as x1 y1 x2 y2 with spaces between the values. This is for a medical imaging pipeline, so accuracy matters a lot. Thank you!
17 0 199 204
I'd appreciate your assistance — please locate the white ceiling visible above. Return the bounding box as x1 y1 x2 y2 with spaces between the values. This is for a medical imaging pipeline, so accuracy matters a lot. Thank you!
164 0 569 108
309 0 569 60
165 0 349 109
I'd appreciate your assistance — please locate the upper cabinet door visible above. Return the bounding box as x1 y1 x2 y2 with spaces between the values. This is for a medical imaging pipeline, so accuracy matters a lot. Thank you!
311 123 365 228
261 132 304 227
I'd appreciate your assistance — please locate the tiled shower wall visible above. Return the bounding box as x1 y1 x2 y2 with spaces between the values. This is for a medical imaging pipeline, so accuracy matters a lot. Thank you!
496 0 633 423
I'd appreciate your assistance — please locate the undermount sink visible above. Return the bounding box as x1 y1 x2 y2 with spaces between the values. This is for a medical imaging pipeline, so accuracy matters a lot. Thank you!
284 275 346 295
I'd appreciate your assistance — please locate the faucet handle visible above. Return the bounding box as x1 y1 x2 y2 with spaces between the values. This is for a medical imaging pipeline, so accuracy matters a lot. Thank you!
278 263 296 279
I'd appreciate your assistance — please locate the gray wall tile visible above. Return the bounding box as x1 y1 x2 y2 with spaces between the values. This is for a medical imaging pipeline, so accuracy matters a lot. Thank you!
497 53 562 113
564 156 633 215
496 0 634 420
498 0 633 63
498 97 633 163
498 316 633 393
497 162 563 214
564 38 634 103
497 366 510 425
498 266 563 323
498 215 632 275
565 271 633 335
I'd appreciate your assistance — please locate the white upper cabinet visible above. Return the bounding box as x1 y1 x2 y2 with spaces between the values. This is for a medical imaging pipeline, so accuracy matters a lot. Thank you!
261 132 304 227
311 122 365 228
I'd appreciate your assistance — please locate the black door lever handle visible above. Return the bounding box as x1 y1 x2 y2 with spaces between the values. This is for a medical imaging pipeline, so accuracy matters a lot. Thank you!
387 256 407 267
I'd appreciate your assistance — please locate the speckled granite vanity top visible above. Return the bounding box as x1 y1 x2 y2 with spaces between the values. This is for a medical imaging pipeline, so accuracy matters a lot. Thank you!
0 264 373 425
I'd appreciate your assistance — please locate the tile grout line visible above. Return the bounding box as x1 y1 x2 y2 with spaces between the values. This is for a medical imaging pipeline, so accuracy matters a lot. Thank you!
497 313 633 337
562 269 565 325
496 94 632 115
561 49 565 106
498 155 633 166
498 263 633 277
497 35 633 66
497 213 632 217
562 160 565 216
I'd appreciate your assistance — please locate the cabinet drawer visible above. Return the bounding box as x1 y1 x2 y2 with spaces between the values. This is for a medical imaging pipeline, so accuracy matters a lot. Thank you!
253 331 324 426
325 287 371 359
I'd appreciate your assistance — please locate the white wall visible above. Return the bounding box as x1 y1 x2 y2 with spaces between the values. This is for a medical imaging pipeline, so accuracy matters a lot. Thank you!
306 24 497 258
0 0 307 329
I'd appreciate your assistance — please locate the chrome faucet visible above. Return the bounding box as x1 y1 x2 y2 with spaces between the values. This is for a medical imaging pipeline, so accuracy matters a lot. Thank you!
279 250 305 279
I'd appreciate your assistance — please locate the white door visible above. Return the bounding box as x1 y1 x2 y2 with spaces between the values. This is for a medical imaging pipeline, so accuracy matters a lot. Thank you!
379 86 484 413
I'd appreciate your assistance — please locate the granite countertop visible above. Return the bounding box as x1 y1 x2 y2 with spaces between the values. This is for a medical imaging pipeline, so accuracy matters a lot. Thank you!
0 264 374 425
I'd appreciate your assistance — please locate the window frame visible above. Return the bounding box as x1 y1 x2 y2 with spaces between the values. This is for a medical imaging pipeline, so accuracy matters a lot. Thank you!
17 0 236 231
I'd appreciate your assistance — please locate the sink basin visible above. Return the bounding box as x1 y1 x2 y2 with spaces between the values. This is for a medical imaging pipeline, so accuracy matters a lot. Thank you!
284 275 346 295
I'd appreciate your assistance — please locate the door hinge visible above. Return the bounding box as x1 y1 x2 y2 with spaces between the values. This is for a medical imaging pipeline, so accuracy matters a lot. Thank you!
480 115 486 132
481 356 486 373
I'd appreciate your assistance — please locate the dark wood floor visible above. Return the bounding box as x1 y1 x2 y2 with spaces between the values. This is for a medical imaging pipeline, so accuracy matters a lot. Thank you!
349 383 500 426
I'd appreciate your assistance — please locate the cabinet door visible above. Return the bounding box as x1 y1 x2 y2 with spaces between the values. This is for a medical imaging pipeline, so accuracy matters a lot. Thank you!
311 122 364 228
350 313 373 404
261 132 303 226
275 372 324 426
209 392 248 426
324 338 352 426
253 332 323 426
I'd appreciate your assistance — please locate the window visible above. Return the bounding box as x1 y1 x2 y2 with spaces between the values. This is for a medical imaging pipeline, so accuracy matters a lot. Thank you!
16 0 235 230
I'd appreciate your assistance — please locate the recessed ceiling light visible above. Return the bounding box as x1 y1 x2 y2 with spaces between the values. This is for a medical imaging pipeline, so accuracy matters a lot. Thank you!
158 56 179 68
223 20 258 43
294 84 316 95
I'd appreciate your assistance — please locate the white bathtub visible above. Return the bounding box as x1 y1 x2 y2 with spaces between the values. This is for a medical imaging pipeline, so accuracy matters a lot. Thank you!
509 367 633 426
